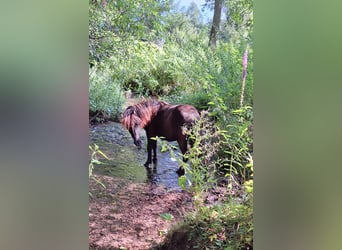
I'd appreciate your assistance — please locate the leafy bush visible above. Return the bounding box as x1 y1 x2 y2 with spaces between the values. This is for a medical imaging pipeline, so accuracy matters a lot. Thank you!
187 200 253 249
180 105 253 188
158 110 254 248
158 198 253 250
179 112 222 197
89 65 125 119
167 90 212 111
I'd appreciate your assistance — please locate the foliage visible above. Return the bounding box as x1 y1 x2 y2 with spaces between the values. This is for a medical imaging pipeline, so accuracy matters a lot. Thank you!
159 197 253 250
89 144 108 196
160 106 253 198
164 43 253 114
223 0 254 44
157 107 253 249
169 90 212 111
119 41 196 96
205 44 253 113
89 0 169 64
179 107 253 193
187 199 253 249
89 65 125 118
221 106 254 184
204 0 253 45
180 112 222 197
89 0 253 114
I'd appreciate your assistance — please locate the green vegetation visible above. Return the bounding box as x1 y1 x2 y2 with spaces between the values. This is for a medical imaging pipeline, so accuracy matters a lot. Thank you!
89 66 125 118
159 198 253 250
89 0 253 112
89 0 253 248
88 144 108 196
159 109 253 249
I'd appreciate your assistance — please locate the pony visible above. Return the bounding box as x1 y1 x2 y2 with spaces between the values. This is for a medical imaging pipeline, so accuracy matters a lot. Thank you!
121 99 200 175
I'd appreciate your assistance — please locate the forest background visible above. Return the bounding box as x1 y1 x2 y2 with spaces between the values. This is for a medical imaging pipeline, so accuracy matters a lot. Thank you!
89 0 253 248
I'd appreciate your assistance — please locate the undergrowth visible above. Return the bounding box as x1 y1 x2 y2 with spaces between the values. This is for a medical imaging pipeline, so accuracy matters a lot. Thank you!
157 107 253 249
157 195 253 250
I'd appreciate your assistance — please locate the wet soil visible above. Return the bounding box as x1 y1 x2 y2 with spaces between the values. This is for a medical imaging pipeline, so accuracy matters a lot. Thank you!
89 176 194 250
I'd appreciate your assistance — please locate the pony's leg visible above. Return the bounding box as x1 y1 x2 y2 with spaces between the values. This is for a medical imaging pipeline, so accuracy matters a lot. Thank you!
152 140 157 163
176 138 188 176
145 138 157 166
144 140 153 167
179 138 188 161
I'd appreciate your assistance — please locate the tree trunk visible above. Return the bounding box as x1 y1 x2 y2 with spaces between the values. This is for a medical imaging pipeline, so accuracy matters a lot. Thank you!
209 0 223 48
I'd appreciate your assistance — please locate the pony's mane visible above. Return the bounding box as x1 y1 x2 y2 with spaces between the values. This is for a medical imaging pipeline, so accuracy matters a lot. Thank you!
121 99 168 129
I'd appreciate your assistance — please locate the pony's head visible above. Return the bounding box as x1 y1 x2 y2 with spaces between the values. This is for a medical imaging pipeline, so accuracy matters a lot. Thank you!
121 100 165 148
121 106 142 148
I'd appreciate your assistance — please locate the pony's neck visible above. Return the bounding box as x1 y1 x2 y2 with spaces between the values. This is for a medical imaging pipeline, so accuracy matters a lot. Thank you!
136 100 162 128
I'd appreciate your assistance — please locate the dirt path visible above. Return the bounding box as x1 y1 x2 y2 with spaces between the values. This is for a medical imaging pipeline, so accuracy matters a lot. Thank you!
89 175 194 249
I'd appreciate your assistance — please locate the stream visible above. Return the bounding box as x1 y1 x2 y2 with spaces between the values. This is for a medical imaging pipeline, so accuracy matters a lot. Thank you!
89 121 182 190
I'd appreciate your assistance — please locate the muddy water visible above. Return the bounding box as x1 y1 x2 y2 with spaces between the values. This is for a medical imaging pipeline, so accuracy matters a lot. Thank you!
89 122 182 190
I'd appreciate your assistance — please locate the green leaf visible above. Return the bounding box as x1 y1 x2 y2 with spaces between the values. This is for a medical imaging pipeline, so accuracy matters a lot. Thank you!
91 159 103 165
178 175 187 190
159 213 174 221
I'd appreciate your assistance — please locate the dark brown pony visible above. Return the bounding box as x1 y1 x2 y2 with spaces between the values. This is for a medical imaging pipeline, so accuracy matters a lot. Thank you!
121 99 200 175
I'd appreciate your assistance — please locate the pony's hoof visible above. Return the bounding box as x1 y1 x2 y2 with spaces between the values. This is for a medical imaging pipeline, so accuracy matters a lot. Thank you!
176 167 185 176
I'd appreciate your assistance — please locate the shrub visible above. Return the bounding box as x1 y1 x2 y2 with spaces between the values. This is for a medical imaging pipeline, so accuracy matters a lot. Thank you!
188 200 253 249
166 90 211 112
89 66 125 120
179 111 222 199
158 198 253 250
